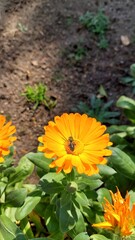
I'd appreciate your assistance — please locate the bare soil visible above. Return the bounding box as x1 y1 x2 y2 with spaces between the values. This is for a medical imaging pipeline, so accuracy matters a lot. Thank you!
0 0 135 170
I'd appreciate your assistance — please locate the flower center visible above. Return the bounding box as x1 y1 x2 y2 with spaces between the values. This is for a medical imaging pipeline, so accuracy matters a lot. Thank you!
65 136 84 155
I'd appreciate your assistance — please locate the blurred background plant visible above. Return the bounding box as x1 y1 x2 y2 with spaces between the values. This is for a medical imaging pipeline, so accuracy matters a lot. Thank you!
79 10 109 49
119 63 135 94
73 94 120 125
63 41 87 64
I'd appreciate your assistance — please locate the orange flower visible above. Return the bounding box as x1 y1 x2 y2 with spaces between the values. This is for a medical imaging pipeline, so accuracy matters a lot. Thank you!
92 188 135 237
0 115 16 163
38 113 112 175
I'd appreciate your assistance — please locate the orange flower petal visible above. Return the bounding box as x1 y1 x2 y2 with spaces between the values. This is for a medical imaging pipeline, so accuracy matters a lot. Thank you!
0 115 16 162
93 188 135 237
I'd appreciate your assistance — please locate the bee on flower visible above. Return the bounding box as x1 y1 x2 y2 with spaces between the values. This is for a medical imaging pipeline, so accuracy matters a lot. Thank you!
38 113 112 176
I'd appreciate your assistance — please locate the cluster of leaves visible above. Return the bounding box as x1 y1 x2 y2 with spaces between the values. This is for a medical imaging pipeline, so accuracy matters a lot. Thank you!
120 63 135 94
79 10 109 49
63 9 110 66
63 42 87 64
74 94 120 125
22 83 56 110
0 149 117 240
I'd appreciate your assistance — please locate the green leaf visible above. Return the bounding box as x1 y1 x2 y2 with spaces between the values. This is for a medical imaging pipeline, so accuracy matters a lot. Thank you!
40 179 64 194
97 188 112 204
73 232 89 240
68 211 86 239
9 156 34 186
81 205 95 223
128 235 135 240
30 238 53 240
90 234 110 240
3 166 16 177
120 76 134 84
98 165 116 177
20 217 34 238
49 231 65 240
130 63 135 78
57 192 79 232
5 188 27 207
16 190 41 220
5 207 19 222
26 152 50 172
77 175 103 190
105 172 130 194
116 95 135 111
0 181 7 197
44 205 59 233
123 109 135 123
109 147 135 179
108 125 128 134
98 84 107 97
40 172 64 194
92 201 103 212
128 190 135 206
0 214 27 240
41 172 64 182
75 191 89 207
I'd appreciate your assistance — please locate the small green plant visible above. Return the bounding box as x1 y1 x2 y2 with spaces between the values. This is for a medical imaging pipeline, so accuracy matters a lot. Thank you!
66 16 73 26
120 63 135 94
108 95 135 154
98 36 109 49
79 10 109 35
51 70 64 83
22 83 56 110
17 22 28 32
74 94 120 124
65 42 86 63
79 10 109 49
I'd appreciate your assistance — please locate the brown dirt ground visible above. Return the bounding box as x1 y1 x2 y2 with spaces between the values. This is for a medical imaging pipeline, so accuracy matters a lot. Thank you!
0 0 135 179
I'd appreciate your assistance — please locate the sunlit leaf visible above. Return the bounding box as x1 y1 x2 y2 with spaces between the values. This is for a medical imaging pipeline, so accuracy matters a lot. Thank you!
6 188 27 207
26 152 50 172
90 234 110 240
97 188 112 204
109 147 135 179
57 192 79 232
16 190 41 220
0 214 26 240
98 165 116 177
73 232 89 240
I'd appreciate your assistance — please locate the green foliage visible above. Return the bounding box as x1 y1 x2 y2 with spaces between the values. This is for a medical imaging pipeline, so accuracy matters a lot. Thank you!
74 94 120 124
3 92 135 239
17 22 28 32
22 83 56 110
66 16 73 26
64 42 87 63
0 147 118 239
0 215 27 240
79 10 109 49
79 10 109 35
120 63 135 94
116 95 135 123
98 36 109 49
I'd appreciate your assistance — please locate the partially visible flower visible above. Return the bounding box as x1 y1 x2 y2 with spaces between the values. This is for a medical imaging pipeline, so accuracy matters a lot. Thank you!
0 115 16 163
38 113 112 175
92 187 135 237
